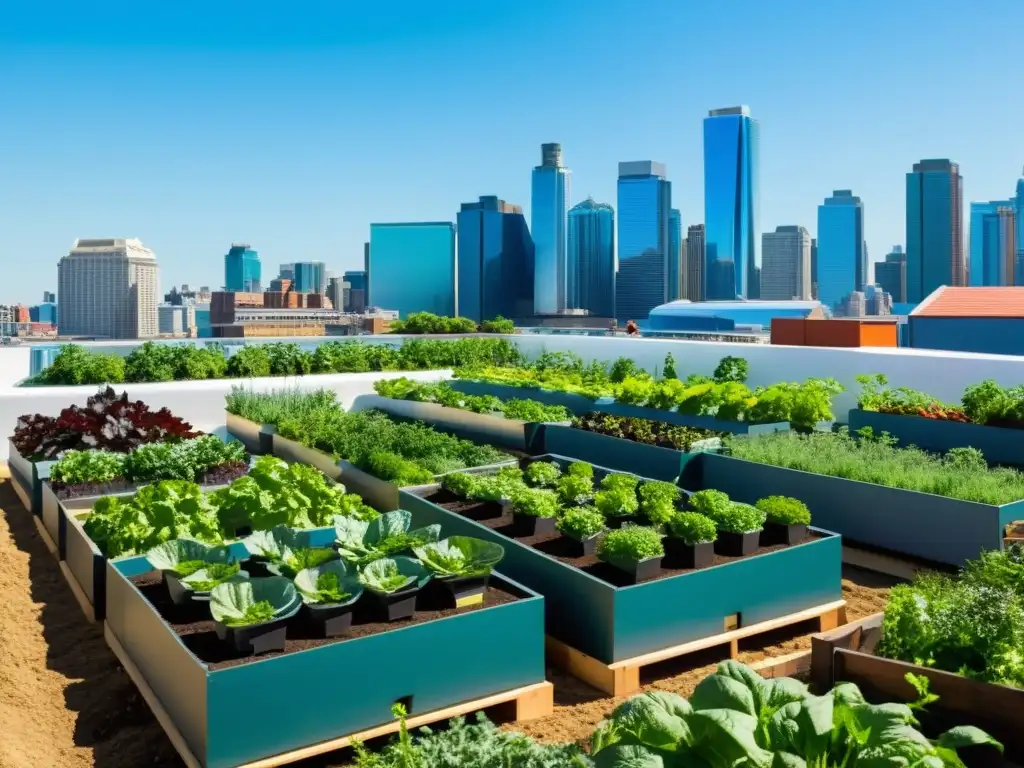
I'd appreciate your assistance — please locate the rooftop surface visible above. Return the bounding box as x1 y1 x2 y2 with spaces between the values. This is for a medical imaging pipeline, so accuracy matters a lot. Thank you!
911 286 1024 318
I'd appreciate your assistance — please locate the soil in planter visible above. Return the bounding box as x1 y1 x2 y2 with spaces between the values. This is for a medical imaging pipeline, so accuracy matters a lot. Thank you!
128 571 519 671
52 460 250 501
416 490 821 589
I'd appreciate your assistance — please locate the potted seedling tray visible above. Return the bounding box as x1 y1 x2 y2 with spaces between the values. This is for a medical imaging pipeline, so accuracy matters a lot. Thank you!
400 454 844 681
7 438 55 516
811 613 1024 761
449 380 790 435
849 408 1024 467
103 553 549 768
224 411 277 455
690 452 1024 567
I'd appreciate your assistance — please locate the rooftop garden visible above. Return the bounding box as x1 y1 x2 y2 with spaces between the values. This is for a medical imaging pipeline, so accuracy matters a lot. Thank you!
372 376 572 423
388 311 515 334
858 373 1024 429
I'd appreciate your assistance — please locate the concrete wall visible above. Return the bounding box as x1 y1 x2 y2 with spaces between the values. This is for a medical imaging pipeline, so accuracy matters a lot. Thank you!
909 317 1024 357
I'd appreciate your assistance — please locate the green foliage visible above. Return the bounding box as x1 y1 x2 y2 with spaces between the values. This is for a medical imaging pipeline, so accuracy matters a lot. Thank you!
358 556 430 594
413 536 505 578
225 386 340 425
512 488 561 519
270 547 340 578
479 315 515 334
615 375 657 406
687 489 731 517
334 510 441 565
123 435 247 483
373 377 571 422
555 472 594 506
182 562 244 593
638 480 681 525
754 495 811 526
573 412 721 451
609 356 641 383
557 506 606 540
499 398 571 422
469 467 527 503
597 526 664 563
567 461 594 478
32 344 126 385
524 461 562 488
600 473 639 493
662 352 678 379
594 487 639 519
124 342 228 382
145 538 234 575
367 451 436 486
713 355 749 383
728 428 1024 504
390 312 479 334
50 450 127 485
440 471 478 498
667 512 718 544
703 501 766 534
294 563 359 605
210 576 299 627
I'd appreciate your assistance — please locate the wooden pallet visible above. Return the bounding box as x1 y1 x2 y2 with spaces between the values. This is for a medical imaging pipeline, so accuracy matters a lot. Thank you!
546 599 846 697
105 623 554 768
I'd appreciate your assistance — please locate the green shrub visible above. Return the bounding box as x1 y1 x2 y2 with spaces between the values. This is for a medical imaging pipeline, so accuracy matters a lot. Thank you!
557 506 606 540
511 488 560 519
524 461 561 488
713 356 748 384
597 526 664 563
755 495 811 525
667 512 718 544
34 344 126 385
479 315 515 334
226 345 272 378
390 312 478 334
638 480 681 525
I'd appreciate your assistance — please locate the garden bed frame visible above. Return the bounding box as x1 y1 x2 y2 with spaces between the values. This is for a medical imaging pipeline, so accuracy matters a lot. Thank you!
7 439 54 516
224 413 276 455
811 614 1024 761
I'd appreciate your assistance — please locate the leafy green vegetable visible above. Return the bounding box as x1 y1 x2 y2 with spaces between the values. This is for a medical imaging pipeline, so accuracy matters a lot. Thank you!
269 547 340 578
556 473 594 506
469 468 527 503
413 536 504 578
597 526 664 564
210 576 300 627
687 489 731 517
600 473 639 493
557 506 605 540
755 495 811 526
358 556 430 595
367 451 436 486
594 487 639 519
51 450 127 485
667 512 718 545
703 501 766 534
511 488 561 519
182 562 246 593
145 538 234 575
524 461 562 488
124 434 247 483
334 510 441 565
294 559 362 606
638 481 681 525
440 472 478 498
567 461 594 479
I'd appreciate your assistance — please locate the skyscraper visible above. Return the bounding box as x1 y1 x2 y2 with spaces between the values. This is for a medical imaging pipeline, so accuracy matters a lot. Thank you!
874 246 907 303
703 106 760 300
57 238 159 339
668 209 682 302
816 190 865 310
567 198 615 318
686 224 706 302
292 262 327 294
344 270 367 312
760 226 811 300
363 242 371 306
531 143 571 314
906 159 964 302
456 195 534 322
1015 170 1024 284
810 238 818 299
969 201 1014 286
616 161 672 321
224 243 261 292
368 222 456 317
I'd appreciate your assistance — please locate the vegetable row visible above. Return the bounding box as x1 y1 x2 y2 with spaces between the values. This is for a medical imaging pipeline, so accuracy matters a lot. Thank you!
858 373 1024 428
373 377 572 423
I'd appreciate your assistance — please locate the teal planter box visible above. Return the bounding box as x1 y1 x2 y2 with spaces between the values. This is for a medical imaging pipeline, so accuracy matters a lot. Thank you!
104 557 546 768
449 380 789 435
849 408 1024 467
224 412 275 455
7 439 54 516
539 424 719 482
692 453 1024 567
401 482 842 664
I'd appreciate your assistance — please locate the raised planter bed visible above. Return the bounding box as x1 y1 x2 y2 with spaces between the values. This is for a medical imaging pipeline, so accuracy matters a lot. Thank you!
811 614 1024 761
400 455 843 667
690 452 1024 567
7 439 55 516
449 379 790 435
104 555 549 768
849 408 1024 466
224 412 276 455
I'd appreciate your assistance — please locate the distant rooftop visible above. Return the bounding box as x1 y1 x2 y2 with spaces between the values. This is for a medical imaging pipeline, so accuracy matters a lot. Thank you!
708 106 750 117
69 238 155 259
912 286 1024 318
618 161 667 179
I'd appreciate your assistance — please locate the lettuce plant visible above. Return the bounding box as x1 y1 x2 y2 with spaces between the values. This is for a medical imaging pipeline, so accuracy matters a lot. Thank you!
413 536 504 578
668 512 718 545
51 450 127 486
182 562 247 593
556 473 594 506
755 495 811 526
268 547 340 578
468 468 526 503
358 556 430 595
704 502 766 534
511 488 560 519
597 526 664 564
524 461 562 488
638 481 681 525
594 487 639 519
334 510 441 565
294 560 362 606
687 489 731 517
242 525 300 563
600 473 639 494
211 577 301 628
556 506 605 541
440 472 478 498
567 461 594 479
146 538 235 578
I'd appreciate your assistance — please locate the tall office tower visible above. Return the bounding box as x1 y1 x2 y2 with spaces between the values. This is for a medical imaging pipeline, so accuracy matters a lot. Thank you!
292 262 327 294
368 222 456 317
810 238 818 299
363 242 371 306
668 208 682 301
616 161 671 321
686 224 706 302
567 198 615 318
57 238 159 339
278 263 295 282
42 291 56 303
816 190 865 310
344 270 367 312
531 143 571 314
906 159 964 301
969 201 1014 286
456 195 534 322
680 236 689 299
703 106 760 300
760 226 812 300
1015 170 1024 285
326 276 344 310
874 246 907 302
224 243 261 292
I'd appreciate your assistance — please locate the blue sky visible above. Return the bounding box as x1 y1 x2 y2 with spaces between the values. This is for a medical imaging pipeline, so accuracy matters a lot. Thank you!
1 0 1023 305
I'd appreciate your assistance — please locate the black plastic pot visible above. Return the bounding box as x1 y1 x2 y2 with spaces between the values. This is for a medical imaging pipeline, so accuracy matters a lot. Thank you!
163 572 193 606
605 515 642 530
441 574 489 608
511 514 558 538
663 539 715 569
760 522 808 547
564 533 600 557
604 554 662 584
304 602 356 638
715 530 762 557
368 586 420 621
215 616 291 655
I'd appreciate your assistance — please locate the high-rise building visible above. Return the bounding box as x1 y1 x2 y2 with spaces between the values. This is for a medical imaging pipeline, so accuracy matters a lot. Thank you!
1015 170 1024 285
567 198 615 318
158 303 196 336
279 263 295 282
344 270 367 312
668 208 682 302
57 238 159 338
326 276 344 311
616 161 671 321
292 262 327 294
686 224 706 302
363 242 371 306
224 243 261 292
875 246 907 302
42 291 56 304
456 195 534 322
816 190 865 310
969 201 1016 286
531 143 571 314
368 222 456 317
760 226 811 300
703 106 760 300
810 238 818 299
906 159 964 302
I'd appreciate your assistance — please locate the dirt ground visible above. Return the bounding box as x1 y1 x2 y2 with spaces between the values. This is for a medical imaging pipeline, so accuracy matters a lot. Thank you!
0 477 897 768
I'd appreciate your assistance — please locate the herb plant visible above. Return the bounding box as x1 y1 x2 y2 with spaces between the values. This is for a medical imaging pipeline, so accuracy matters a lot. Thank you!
511 488 560 519
367 451 436 486
358 556 430 594
556 506 605 540
597 526 664 563
468 468 526 503
755 495 811 525
210 577 300 627
667 512 718 544
638 480 681 525
372 377 571 422
572 411 721 451
524 461 561 488
413 536 505 578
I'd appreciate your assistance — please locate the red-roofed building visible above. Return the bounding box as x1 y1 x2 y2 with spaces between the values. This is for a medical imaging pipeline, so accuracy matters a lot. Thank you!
908 286 1024 355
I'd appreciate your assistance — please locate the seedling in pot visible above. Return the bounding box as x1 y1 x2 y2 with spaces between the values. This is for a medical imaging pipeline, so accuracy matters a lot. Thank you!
334 510 441 565
358 556 431 621
241 525 302 576
638 480 682 526
597 525 664 583
210 577 302 655
510 487 560 537
755 495 811 546
267 546 340 578
524 461 561 488
556 505 605 557
294 560 363 637
413 536 505 607
594 486 640 529
689 490 766 557
146 539 248 606
664 512 718 569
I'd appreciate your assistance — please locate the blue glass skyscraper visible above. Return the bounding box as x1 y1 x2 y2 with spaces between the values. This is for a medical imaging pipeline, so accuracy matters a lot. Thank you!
224 243 261 292
1015 170 1024 281
816 190 865 311
703 106 760 300
531 143 571 314
906 159 964 302
616 161 671 322
368 222 456 317
668 208 682 301
568 198 615 318
456 196 534 322
292 262 327 294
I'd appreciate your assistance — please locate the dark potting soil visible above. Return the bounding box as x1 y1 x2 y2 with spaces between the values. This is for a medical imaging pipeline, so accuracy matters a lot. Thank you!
128 571 520 671
417 489 822 588
52 460 250 500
